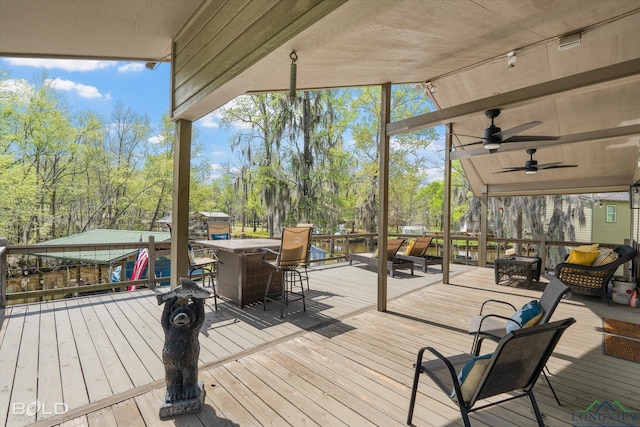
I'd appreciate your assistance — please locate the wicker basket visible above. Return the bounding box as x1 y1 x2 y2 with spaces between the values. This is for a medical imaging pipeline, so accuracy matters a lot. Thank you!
603 318 640 339
603 335 640 363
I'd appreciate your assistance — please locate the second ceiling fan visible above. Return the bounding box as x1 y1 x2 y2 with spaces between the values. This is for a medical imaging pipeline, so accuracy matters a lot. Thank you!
495 148 578 174
460 108 559 152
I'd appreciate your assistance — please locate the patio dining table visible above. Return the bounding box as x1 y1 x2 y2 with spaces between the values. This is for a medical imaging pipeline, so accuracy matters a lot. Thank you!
194 238 282 308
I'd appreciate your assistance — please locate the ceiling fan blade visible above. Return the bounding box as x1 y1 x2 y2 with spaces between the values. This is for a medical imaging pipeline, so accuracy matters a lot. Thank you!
494 167 526 174
503 135 560 143
538 164 578 170
535 162 563 168
494 121 541 141
458 139 485 148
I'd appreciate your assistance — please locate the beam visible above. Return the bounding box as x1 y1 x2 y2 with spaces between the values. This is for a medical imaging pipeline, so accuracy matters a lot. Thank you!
387 58 640 136
450 125 640 160
486 176 631 197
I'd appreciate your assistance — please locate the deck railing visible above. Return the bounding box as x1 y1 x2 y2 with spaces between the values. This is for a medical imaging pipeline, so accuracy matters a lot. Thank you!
0 233 628 306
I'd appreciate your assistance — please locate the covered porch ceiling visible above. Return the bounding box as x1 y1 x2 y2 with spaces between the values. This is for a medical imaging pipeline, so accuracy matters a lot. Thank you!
1 0 639 198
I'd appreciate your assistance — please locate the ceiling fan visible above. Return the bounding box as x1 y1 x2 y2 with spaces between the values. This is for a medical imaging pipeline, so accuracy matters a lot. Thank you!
459 108 559 152
494 148 578 174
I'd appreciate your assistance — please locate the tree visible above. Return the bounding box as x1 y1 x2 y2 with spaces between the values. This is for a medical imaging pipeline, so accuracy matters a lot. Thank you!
349 85 437 233
221 90 354 236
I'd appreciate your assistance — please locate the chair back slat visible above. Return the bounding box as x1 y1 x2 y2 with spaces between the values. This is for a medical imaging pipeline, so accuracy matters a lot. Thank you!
471 318 575 405
408 236 433 257
538 277 570 324
278 226 312 267
386 238 405 260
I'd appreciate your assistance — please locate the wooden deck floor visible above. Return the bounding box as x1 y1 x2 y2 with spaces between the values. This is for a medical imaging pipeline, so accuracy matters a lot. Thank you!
1 262 639 426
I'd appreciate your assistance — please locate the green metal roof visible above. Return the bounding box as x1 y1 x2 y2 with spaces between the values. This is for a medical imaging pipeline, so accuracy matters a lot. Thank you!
33 229 171 264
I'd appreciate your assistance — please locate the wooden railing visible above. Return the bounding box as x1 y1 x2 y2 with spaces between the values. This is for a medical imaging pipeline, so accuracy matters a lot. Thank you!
0 233 628 306
1 237 171 306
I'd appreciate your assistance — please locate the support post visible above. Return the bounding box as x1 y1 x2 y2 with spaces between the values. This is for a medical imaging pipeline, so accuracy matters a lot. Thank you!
442 124 453 283
377 83 391 311
479 190 488 268
148 235 156 289
0 238 7 306
171 119 192 288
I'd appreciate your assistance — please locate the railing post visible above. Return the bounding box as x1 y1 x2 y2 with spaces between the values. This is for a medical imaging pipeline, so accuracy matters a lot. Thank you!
148 235 156 289
1 238 7 306
539 235 547 273
345 232 350 260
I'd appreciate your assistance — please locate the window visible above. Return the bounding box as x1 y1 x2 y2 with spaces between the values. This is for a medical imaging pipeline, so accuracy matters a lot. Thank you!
606 205 616 223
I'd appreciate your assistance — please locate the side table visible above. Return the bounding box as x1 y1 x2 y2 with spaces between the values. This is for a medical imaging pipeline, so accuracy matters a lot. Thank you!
494 256 542 288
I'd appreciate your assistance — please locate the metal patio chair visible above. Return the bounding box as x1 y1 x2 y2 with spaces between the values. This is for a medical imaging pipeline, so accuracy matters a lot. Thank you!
467 276 570 405
408 318 576 426
262 226 312 318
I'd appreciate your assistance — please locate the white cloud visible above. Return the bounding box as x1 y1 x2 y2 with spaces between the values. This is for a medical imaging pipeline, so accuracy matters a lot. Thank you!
198 112 220 129
4 58 115 72
423 166 443 182
210 163 225 178
117 63 145 73
45 78 103 99
0 78 32 94
148 135 165 144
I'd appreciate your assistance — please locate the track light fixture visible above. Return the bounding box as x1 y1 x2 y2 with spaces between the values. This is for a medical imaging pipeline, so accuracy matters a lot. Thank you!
506 51 517 69
413 81 437 98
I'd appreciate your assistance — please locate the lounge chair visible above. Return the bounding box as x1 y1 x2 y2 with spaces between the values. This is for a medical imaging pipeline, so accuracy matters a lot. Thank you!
554 244 636 305
407 318 576 427
395 236 443 272
349 238 414 278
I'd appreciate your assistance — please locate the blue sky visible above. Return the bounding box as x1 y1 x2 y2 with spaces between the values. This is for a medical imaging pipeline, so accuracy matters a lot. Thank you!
1 57 444 181
0 57 235 173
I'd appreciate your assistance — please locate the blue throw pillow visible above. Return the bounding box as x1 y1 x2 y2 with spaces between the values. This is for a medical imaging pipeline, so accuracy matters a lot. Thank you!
450 353 493 403
506 300 544 334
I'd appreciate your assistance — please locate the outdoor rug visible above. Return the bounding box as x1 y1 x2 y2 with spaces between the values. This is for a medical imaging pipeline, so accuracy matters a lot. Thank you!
602 318 640 363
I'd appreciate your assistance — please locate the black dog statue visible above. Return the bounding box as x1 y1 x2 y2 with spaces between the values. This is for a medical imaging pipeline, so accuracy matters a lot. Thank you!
158 278 211 419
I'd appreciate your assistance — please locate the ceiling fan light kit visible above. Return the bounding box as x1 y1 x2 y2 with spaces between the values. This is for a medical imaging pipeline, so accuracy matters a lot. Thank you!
458 108 560 153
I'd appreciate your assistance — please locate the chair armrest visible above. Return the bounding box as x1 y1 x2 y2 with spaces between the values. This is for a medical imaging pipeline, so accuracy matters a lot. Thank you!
479 299 517 315
413 346 463 405
260 247 281 264
475 313 519 340
261 248 280 256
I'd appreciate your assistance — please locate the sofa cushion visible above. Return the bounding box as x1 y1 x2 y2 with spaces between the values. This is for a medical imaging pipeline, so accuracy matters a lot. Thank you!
591 248 619 266
575 243 599 252
567 249 600 266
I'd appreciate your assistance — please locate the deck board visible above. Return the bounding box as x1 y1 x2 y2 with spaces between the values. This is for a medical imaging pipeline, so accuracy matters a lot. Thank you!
36 302 63 424
11 304 40 427
3 263 640 426
0 305 24 426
